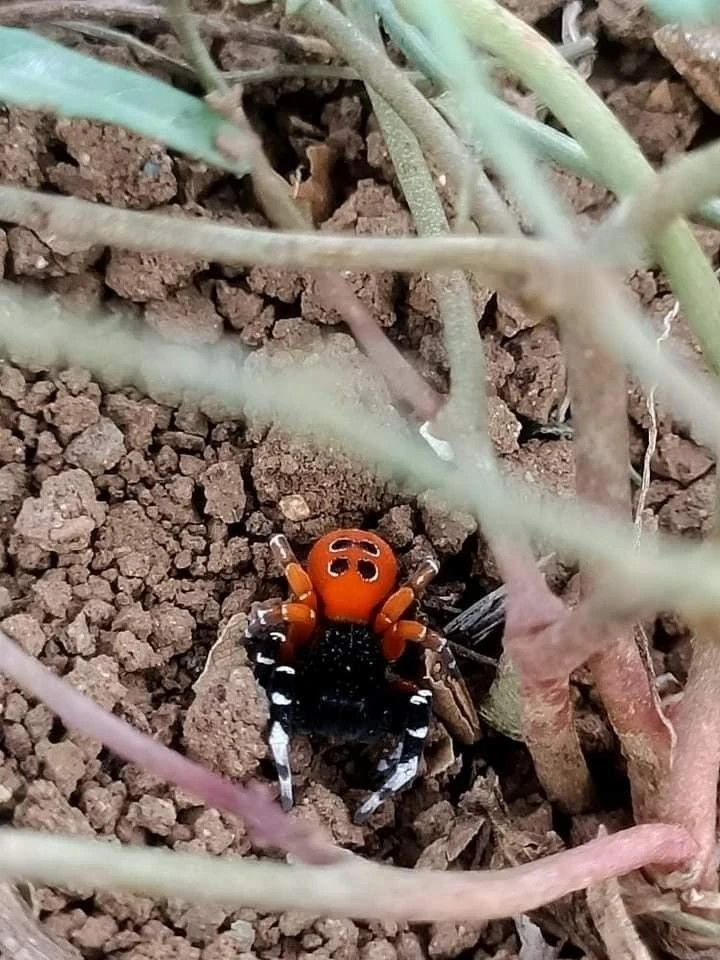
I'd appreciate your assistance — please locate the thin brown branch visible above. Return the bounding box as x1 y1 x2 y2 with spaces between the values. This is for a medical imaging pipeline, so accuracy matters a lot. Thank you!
0 883 81 960
0 824 696 923
0 628 339 866
0 1 337 58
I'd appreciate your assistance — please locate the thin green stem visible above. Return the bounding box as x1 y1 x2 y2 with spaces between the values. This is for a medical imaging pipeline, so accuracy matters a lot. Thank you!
292 0 518 235
164 0 227 95
3 185 720 460
410 0 720 372
342 0 488 437
594 139 720 260
435 90 720 232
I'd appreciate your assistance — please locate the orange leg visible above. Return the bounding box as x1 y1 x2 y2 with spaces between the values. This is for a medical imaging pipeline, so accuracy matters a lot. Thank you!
381 619 460 678
270 533 317 646
373 556 439 634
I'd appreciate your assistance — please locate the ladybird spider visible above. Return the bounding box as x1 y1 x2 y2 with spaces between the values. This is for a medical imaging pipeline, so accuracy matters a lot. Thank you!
245 528 461 823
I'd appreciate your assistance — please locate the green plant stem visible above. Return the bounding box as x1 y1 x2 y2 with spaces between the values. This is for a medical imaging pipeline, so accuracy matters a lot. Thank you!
0 825 694 923
436 91 720 231
594 139 720 260
165 0 227 94
291 0 518 235
343 0 488 436
400 0 720 373
372 0 720 231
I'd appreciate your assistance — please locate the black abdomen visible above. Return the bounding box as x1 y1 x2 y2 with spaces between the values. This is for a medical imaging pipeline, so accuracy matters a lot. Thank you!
293 622 391 740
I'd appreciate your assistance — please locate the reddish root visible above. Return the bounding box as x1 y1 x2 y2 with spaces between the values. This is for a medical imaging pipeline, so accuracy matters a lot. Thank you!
655 620 720 890
496 541 593 812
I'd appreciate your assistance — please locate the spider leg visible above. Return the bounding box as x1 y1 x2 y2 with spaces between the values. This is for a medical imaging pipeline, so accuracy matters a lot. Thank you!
259 534 318 647
381 620 460 678
267 659 298 811
269 534 316 604
373 556 439 634
376 737 404 774
354 685 432 824
246 598 316 640
247 627 298 811
249 629 286 689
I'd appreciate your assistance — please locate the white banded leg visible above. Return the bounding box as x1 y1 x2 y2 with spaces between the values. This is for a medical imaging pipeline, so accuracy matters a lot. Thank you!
267 662 297 811
354 687 432 824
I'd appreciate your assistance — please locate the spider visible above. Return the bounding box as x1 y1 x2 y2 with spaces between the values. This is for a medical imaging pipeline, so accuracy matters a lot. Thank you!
245 527 464 823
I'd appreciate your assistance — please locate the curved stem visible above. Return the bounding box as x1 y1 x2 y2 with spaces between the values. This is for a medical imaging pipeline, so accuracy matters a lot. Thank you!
595 139 720 259
0 825 695 922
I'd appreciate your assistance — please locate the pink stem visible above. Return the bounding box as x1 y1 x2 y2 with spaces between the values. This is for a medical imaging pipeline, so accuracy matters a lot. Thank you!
498 541 593 812
656 623 720 889
3 823 695 923
0 630 340 865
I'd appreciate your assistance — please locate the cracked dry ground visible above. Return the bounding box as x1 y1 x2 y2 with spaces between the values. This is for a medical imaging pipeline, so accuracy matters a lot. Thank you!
0 1 719 958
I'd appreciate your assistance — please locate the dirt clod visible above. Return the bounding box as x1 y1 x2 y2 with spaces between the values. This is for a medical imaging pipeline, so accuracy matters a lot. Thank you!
200 461 247 522
14 468 106 554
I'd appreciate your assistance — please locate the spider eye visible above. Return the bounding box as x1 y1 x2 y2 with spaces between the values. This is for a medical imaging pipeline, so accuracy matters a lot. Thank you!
357 559 378 582
356 539 381 557
329 538 353 552
328 557 350 576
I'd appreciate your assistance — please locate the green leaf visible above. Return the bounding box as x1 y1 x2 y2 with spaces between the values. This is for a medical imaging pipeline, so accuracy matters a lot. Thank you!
0 27 250 175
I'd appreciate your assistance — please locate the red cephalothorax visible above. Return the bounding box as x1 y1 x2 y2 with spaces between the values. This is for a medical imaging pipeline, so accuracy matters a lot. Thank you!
306 528 398 623
245 527 466 823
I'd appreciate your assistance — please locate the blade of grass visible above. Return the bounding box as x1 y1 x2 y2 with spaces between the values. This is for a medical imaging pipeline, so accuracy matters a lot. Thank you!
0 27 250 175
